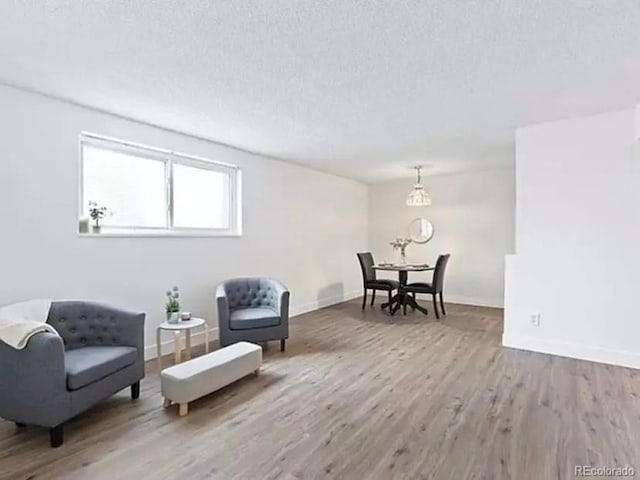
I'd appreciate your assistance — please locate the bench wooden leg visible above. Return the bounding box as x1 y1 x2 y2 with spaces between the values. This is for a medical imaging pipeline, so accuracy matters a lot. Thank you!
163 398 172 408
179 403 188 416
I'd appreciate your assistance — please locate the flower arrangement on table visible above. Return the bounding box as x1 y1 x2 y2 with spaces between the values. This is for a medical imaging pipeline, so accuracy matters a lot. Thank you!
390 237 412 264
165 286 181 323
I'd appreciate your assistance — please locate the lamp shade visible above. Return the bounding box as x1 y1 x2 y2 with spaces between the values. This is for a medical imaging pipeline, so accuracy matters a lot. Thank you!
406 184 431 206
406 166 431 206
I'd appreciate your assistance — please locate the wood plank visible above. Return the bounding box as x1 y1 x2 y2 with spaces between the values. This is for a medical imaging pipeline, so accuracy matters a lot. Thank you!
1 300 639 479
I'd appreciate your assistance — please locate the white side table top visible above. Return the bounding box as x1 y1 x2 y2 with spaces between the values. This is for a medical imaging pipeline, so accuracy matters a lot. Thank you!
158 317 206 331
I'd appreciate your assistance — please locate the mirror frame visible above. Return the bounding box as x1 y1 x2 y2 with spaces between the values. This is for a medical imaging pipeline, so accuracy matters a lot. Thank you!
408 218 434 244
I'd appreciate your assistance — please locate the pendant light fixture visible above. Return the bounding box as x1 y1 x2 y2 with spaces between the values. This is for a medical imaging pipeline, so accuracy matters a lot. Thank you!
406 166 431 206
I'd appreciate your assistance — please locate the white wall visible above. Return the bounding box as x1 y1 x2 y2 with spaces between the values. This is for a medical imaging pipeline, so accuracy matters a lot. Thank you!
0 85 368 357
368 168 515 307
504 106 640 368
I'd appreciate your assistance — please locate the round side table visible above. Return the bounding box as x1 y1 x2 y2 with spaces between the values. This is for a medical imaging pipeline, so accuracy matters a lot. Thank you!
156 317 209 372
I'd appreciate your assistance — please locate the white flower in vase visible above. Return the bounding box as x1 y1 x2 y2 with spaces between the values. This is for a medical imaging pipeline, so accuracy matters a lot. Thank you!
165 286 181 323
389 238 412 264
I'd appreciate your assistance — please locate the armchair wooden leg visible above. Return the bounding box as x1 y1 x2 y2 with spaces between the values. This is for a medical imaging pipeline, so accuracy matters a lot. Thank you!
280 339 286 352
362 289 367 310
50 425 63 448
179 403 188 416
433 294 440 320
131 381 140 400
370 289 376 307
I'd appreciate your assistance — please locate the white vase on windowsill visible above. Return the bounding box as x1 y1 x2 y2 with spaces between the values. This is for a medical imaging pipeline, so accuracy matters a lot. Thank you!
92 224 101 234
79 218 90 234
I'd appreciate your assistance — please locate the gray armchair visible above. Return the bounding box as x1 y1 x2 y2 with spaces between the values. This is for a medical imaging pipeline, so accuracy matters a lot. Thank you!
217 278 290 352
0 301 145 447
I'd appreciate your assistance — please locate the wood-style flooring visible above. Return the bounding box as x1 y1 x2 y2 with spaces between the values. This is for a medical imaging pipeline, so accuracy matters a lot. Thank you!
1 299 639 480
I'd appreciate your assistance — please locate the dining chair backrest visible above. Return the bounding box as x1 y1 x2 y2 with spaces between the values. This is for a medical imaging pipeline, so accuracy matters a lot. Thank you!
432 254 451 292
357 252 377 284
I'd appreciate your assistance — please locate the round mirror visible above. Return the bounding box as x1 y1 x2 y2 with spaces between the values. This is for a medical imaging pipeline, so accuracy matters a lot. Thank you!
408 218 434 244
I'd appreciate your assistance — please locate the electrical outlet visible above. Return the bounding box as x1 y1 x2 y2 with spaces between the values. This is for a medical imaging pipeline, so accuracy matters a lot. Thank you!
530 313 541 327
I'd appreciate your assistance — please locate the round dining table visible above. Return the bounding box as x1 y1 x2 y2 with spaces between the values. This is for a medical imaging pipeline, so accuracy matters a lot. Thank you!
373 263 434 315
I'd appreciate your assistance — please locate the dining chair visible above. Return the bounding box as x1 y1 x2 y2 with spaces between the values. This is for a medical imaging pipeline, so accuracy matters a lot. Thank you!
401 254 451 319
356 252 399 310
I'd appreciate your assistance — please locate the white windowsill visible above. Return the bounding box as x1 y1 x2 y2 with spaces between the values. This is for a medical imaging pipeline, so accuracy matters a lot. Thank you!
78 230 242 238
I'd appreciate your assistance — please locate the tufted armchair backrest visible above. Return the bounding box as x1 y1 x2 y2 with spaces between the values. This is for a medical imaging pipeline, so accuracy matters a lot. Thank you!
223 278 279 312
47 301 129 351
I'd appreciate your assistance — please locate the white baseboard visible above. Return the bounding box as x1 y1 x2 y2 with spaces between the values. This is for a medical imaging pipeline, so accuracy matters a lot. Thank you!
502 333 640 369
144 290 362 361
290 290 504 312
289 289 362 317
445 294 504 309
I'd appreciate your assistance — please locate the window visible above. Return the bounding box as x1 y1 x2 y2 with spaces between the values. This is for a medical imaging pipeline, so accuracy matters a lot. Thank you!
79 133 241 236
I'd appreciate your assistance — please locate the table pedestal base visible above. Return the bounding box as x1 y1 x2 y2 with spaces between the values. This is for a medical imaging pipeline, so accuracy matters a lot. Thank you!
373 267 434 317
382 293 429 316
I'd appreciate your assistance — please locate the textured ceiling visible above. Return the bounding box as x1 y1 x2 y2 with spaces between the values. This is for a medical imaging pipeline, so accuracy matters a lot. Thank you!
1 1 640 183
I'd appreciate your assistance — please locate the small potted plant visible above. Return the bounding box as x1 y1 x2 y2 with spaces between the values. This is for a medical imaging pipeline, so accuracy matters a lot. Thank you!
88 201 108 234
390 238 412 264
165 286 180 324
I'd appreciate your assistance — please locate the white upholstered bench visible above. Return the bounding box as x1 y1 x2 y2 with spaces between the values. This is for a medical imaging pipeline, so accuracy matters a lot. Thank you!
161 341 262 416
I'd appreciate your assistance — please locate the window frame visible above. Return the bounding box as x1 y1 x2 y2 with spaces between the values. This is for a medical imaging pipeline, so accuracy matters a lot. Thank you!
78 133 242 237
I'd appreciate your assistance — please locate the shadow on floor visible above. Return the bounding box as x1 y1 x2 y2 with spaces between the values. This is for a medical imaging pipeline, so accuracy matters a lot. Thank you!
172 370 287 421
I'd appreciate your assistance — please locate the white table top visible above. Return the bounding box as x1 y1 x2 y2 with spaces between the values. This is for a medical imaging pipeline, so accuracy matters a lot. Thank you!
158 317 206 330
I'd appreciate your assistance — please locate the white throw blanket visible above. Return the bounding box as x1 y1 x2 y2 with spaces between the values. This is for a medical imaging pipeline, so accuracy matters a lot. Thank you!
0 299 59 350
